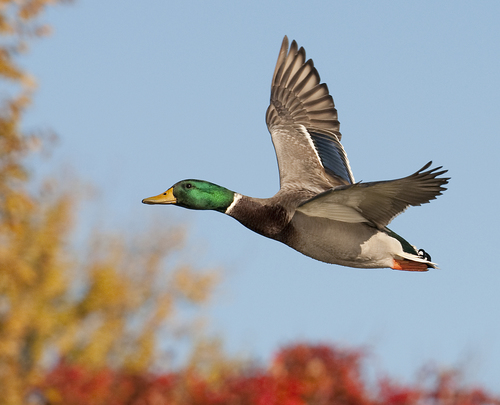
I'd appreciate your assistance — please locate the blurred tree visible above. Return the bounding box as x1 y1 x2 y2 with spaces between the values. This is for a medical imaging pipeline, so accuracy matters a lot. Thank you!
0 2 218 404
39 343 500 405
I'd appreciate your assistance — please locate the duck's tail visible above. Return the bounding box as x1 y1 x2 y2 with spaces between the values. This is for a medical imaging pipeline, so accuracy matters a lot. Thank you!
391 249 438 271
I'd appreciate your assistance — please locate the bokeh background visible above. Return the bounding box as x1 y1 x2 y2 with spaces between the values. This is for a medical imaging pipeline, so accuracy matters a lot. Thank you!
24 0 500 393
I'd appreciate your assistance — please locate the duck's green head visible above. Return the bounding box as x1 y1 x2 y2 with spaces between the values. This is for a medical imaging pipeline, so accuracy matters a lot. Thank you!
142 180 235 212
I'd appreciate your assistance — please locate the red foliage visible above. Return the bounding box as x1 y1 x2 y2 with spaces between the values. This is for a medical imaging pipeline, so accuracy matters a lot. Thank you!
38 344 500 405
41 360 177 405
377 378 421 405
427 370 500 405
269 344 371 405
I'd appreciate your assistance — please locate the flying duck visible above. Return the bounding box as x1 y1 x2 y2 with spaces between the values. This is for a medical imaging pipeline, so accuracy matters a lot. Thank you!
143 36 449 271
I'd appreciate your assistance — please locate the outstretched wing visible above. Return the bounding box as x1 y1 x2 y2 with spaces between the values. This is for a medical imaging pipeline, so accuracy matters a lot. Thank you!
296 162 449 229
266 36 354 193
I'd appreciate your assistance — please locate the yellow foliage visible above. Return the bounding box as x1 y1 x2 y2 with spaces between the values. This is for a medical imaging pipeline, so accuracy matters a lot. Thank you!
0 1 220 404
174 265 219 304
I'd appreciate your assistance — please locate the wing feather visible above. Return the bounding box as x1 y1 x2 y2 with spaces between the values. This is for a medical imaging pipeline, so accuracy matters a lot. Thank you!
266 36 354 190
296 162 449 228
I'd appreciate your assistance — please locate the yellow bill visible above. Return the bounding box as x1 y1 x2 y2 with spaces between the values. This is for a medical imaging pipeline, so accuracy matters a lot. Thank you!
142 187 176 204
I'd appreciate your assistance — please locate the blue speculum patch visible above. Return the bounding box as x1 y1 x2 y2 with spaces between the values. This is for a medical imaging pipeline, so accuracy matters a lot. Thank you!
310 132 352 184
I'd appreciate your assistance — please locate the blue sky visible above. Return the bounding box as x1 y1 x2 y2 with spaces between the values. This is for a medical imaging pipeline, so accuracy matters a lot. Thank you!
26 0 500 391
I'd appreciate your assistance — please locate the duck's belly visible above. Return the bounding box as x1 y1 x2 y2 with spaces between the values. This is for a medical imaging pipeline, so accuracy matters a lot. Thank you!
277 212 400 269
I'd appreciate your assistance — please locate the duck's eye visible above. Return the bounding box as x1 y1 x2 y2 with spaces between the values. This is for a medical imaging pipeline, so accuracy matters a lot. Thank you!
185 183 192 189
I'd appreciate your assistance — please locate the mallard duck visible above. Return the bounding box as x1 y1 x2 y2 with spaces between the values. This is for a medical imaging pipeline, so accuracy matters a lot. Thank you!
143 36 449 271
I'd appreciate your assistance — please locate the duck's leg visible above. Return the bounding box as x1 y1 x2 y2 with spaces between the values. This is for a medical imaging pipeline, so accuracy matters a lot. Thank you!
391 259 429 271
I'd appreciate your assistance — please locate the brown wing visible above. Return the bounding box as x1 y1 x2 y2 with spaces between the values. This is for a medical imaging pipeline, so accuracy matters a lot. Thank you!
297 162 449 229
266 36 354 193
